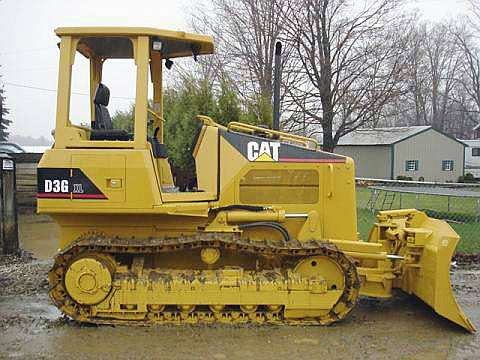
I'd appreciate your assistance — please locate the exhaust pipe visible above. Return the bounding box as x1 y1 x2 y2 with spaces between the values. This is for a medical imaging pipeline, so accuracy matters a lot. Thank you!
273 41 282 131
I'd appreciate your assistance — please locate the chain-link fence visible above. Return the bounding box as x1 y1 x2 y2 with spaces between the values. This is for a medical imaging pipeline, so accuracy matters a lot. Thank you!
356 178 480 253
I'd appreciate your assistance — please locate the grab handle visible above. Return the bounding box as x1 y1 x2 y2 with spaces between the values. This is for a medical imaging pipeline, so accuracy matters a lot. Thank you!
328 164 334 198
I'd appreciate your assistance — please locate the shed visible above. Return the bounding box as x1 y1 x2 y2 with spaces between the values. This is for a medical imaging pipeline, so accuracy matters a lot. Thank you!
332 126 466 181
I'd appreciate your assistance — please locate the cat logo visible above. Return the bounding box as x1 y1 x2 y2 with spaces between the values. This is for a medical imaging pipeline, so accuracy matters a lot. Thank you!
247 141 280 162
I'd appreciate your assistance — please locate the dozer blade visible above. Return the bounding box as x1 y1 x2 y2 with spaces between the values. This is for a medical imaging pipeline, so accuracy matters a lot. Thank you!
399 213 476 333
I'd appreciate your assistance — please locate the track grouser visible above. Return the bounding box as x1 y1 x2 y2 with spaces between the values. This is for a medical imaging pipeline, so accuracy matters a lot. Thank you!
38 27 475 332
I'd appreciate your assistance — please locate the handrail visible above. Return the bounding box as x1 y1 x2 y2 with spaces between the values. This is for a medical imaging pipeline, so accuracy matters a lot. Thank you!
69 123 92 133
147 108 165 123
193 116 319 150
227 122 319 150
147 108 165 143
195 115 216 126
194 115 228 130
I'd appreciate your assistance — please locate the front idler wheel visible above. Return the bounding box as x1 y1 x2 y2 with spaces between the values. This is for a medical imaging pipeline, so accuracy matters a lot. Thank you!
64 254 115 305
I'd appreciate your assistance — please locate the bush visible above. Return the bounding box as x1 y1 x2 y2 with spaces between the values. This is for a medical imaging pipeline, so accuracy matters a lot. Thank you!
397 175 413 181
458 173 477 183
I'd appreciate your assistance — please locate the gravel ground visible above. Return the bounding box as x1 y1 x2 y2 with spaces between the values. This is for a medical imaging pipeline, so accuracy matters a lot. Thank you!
0 252 50 297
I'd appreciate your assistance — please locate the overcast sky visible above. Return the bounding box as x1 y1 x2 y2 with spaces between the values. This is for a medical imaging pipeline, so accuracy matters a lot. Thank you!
0 0 473 140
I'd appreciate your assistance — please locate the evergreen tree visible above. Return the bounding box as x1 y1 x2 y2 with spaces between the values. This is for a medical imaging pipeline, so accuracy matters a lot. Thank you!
111 73 254 187
110 104 135 133
162 76 217 186
113 75 248 156
213 77 242 125
0 76 11 141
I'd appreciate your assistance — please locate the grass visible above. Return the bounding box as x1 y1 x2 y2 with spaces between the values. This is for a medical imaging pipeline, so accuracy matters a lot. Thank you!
356 208 377 241
356 187 480 215
356 188 480 254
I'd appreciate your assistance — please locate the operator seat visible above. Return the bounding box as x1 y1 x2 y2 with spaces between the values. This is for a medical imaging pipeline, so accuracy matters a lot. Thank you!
93 83 113 130
90 83 130 141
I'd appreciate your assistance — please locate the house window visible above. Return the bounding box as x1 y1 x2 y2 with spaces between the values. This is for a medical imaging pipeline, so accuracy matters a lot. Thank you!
405 160 419 172
472 148 480 157
442 160 454 171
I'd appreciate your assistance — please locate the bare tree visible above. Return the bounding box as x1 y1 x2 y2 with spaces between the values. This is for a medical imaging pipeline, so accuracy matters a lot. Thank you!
452 1 480 136
468 0 480 33
281 0 407 152
451 27 480 133
408 25 429 126
425 24 461 131
379 21 477 138
192 0 478 142
194 0 291 125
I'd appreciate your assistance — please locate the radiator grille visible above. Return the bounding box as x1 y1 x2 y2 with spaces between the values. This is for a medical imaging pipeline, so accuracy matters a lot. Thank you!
239 169 319 204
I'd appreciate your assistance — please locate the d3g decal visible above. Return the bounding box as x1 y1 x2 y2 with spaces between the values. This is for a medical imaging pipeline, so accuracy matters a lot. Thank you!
44 179 69 193
37 168 107 200
247 141 281 162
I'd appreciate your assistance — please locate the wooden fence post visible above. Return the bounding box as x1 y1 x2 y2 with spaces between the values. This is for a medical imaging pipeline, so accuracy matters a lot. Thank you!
0 153 19 254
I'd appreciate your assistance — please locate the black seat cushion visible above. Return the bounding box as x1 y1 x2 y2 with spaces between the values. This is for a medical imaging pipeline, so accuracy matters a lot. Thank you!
148 127 168 158
148 137 168 158
90 83 130 140
90 129 131 141
93 84 113 130
94 83 110 106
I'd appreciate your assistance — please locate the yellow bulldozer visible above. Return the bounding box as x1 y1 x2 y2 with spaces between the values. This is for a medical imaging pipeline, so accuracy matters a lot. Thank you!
38 27 475 332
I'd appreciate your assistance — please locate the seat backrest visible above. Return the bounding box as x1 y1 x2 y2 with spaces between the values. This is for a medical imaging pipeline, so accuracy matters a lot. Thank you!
93 84 113 130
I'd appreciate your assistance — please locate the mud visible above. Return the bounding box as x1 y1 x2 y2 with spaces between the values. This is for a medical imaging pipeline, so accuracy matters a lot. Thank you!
18 212 59 260
0 213 479 359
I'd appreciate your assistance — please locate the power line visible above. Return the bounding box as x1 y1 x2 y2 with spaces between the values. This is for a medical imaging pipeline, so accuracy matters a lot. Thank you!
5 82 56 93
0 47 57 56
3 82 135 100
2 65 57 73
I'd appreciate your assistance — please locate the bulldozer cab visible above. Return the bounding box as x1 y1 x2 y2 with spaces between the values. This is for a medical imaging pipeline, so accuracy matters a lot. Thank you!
53 27 216 200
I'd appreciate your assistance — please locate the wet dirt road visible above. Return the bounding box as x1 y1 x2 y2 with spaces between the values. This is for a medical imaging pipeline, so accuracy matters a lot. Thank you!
17 212 60 260
1 213 479 359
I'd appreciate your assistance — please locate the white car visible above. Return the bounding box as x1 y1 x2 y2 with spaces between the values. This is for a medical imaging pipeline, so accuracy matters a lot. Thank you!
0 141 26 154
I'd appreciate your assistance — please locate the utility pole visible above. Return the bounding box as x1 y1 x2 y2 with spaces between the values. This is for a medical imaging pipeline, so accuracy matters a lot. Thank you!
273 42 282 131
303 96 306 136
0 153 19 254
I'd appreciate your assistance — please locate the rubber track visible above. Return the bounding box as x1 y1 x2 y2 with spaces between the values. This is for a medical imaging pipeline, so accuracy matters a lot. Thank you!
48 232 361 326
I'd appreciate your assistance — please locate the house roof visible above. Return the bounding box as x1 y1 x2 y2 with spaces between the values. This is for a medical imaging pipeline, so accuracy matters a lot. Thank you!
462 140 480 147
330 126 466 147
334 126 431 146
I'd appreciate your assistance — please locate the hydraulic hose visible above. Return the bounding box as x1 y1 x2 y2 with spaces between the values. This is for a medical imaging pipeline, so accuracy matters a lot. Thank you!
238 221 290 242
213 205 267 213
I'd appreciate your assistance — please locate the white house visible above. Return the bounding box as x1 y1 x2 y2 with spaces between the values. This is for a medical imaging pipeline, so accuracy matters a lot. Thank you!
463 140 480 178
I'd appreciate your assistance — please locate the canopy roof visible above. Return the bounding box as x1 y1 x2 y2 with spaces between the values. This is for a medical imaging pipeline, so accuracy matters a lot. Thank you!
55 27 214 59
